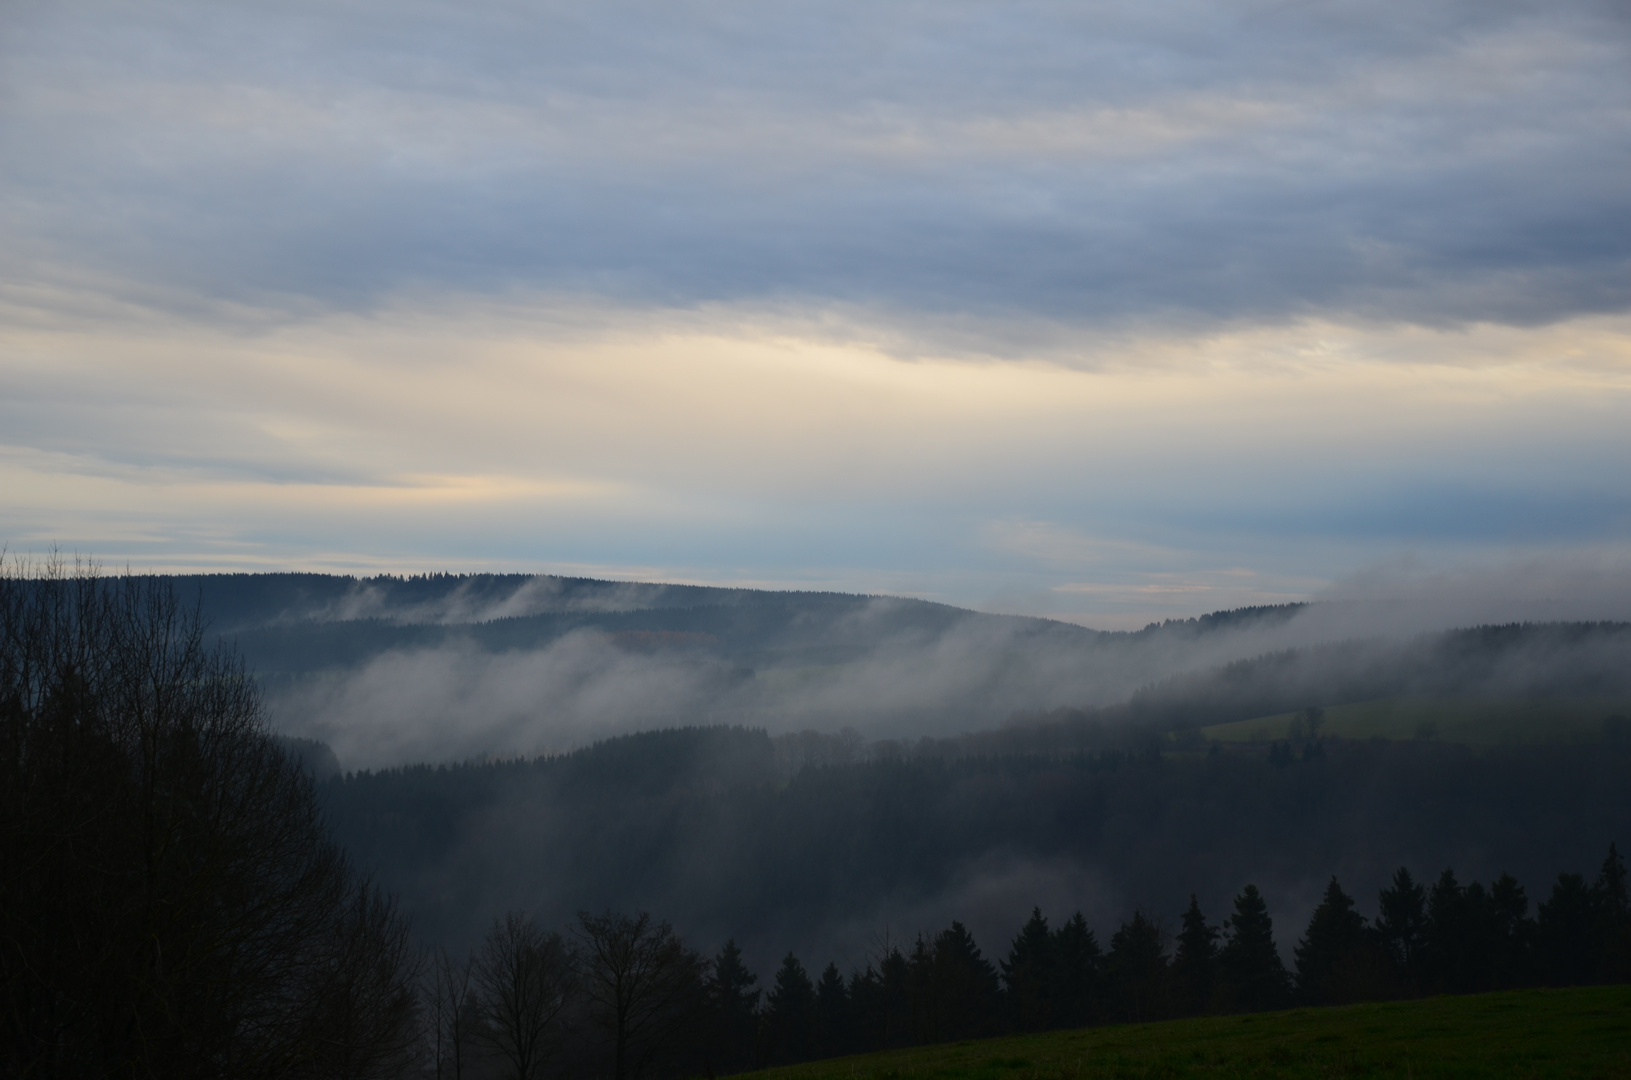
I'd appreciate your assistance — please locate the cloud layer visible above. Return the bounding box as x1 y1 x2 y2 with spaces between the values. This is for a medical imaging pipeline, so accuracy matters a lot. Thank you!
2 0 1628 619
5 0 1628 332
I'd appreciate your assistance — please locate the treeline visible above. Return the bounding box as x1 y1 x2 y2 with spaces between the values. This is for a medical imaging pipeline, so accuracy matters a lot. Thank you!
425 846 1631 1077
323 724 1631 962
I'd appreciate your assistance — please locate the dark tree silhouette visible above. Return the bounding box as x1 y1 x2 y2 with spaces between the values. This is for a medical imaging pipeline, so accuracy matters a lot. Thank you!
1537 872 1601 986
1217 884 1291 1012
703 939 760 1074
1051 912 1104 1028
1105 911 1169 1022
574 911 705 1080
1426 869 1518 993
927 921 1002 1041
474 912 574 1080
1376 867 1427 992
848 942 911 1052
1001 907 1055 1032
0 560 417 1079
813 962 851 1059
1170 895 1219 1015
300 884 421 1080
1487 873 1536 989
766 953 815 1064
424 946 481 1080
1294 878 1381 1004
1596 844 1631 982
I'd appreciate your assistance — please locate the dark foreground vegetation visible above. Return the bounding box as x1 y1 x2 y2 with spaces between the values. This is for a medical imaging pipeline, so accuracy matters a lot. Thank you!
1 562 419 1077
6 566 1630 1079
757 985 1631 1080
420 841 1631 1076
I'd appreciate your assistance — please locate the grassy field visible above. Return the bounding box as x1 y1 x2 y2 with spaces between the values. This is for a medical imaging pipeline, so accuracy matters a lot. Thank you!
750 985 1631 1079
1197 698 1631 746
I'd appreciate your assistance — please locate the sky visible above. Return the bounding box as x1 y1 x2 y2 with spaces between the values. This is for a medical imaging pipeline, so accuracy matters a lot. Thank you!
2 0 1629 628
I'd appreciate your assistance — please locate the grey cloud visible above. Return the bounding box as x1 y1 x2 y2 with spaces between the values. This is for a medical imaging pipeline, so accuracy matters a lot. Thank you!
3 0 1627 339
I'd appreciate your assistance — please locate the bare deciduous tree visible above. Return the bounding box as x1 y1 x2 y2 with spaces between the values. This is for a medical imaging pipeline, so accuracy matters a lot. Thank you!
0 557 418 1078
574 911 706 1080
425 946 481 1080
474 912 574 1080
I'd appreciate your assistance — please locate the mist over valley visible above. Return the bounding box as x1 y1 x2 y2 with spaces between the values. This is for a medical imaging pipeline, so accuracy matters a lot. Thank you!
174 572 1631 980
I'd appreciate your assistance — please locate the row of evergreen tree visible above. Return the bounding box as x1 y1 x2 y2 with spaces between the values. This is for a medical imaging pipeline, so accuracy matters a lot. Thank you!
424 845 1630 1077
702 844 1631 1072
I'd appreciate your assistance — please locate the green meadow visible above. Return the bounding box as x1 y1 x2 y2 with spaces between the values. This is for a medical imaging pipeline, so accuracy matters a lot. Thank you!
1198 698 1631 746
751 985 1631 1079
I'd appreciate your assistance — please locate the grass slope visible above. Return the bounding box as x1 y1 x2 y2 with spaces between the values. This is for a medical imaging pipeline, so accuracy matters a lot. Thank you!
1199 698 1631 746
753 986 1631 1079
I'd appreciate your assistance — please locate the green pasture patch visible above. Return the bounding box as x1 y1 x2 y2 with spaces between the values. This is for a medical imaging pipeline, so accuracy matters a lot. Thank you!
749 986 1631 1079
1197 698 1631 746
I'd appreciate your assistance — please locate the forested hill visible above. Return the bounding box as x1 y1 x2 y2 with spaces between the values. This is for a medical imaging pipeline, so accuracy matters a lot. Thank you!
134 574 1631 770
1025 621 1631 738
321 722 1631 981
192 577 1101 675
138 572 1311 764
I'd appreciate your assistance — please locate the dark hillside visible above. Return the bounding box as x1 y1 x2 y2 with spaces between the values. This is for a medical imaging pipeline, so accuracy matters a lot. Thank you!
321 725 1631 976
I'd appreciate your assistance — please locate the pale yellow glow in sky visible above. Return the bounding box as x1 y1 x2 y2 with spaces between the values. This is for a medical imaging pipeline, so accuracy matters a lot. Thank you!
3 301 1628 621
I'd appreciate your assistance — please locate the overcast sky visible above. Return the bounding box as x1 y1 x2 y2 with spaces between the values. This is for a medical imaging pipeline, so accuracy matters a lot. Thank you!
2 0 1628 626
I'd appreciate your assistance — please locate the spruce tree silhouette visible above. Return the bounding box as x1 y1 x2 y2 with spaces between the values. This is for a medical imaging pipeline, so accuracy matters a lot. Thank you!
1376 867 1428 993
814 962 851 1058
1598 844 1631 981
767 953 815 1064
1051 912 1104 1028
1106 911 1169 1022
1217 885 1292 1012
1002 907 1056 1032
930 921 1001 1041
704 940 760 1073
1171 894 1219 1015
1294 878 1373 1004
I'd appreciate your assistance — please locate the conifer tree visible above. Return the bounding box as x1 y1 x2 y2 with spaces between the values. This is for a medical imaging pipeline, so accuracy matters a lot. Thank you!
1597 843 1631 981
1425 869 1501 993
931 921 1001 1041
813 962 850 1059
1001 908 1055 1032
1485 872 1536 988
906 935 938 1045
1294 877 1373 1004
1170 894 1219 1015
705 939 760 1073
766 953 815 1064
846 943 914 1052
845 966 883 1053
877 946 911 1049
1051 912 1104 1028
1538 871 1603 986
1376 867 1427 993
1599 843 1629 916
1217 884 1291 1012
1105 911 1169 1022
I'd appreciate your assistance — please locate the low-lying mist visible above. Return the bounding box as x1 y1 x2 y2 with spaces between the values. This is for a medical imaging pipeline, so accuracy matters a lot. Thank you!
223 564 1631 768
319 725 1631 982
164 569 1631 987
